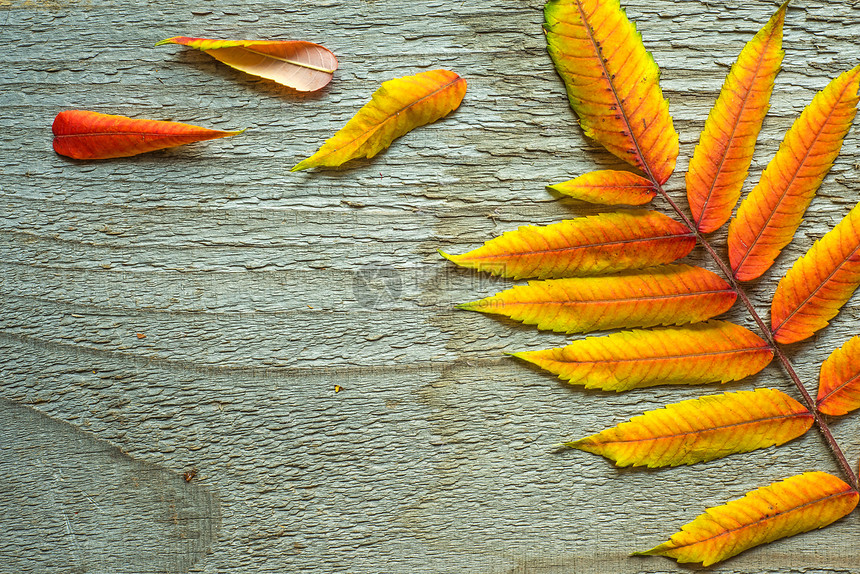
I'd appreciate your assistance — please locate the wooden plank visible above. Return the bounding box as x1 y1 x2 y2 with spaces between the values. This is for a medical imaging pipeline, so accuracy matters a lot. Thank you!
2 0 860 571
0 398 219 573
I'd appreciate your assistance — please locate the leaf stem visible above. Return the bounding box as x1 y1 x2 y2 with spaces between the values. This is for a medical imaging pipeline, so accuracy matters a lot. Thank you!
652 180 859 490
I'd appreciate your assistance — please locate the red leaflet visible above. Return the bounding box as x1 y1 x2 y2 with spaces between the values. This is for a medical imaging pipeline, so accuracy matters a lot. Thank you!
686 3 785 233
52 110 243 160
547 170 656 205
157 37 338 92
771 202 860 344
728 66 860 281
817 336 860 416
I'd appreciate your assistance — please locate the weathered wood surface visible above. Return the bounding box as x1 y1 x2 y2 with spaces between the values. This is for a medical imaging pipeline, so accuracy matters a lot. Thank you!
2 0 860 572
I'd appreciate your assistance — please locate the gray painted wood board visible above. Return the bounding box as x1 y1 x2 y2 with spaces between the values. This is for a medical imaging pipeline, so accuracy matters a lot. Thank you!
2 0 860 572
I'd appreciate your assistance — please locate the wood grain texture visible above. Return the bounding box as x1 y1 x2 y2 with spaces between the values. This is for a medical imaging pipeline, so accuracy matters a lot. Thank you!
1 0 860 572
0 398 219 573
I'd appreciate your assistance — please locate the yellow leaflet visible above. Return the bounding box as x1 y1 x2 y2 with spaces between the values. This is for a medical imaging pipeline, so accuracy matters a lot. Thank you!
292 69 466 170
637 472 858 566
568 388 812 467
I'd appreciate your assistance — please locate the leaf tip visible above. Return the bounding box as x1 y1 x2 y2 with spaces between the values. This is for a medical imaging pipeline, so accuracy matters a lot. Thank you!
455 300 486 312
630 546 661 558
154 37 178 47
437 249 457 263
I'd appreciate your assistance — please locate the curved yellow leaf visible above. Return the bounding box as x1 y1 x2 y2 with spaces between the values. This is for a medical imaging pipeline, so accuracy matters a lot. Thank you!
636 472 858 566
512 320 773 392
457 264 736 334
686 3 786 233
292 70 466 171
547 170 656 205
569 389 812 467
156 37 338 92
771 202 860 344
728 65 860 281
440 210 694 280
544 0 678 184
817 336 860 416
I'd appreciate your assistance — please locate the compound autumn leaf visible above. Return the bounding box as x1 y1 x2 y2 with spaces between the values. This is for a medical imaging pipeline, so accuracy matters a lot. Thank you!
52 110 243 160
292 69 466 171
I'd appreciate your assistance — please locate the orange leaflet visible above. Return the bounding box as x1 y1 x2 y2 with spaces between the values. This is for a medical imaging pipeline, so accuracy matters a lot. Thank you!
544 0 678 184
568 389 812 467
440 210 694 280
771 202 860 344
728 65 860 281
511 320 773 392
52 110 243 160
636 472 858 566
686 3 786 233
817 336 860 416
546 170 656 205
157 37 337 92
292 70 466 171
457 264 736 334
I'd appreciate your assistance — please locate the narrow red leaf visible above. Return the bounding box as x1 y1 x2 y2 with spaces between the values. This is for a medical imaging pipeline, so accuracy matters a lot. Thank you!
52 110 243 160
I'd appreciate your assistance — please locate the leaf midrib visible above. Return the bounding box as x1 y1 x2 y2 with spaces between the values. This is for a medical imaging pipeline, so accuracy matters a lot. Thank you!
595 410 812 445
466 231 694 260
500 288 733 306
545 345 768 365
